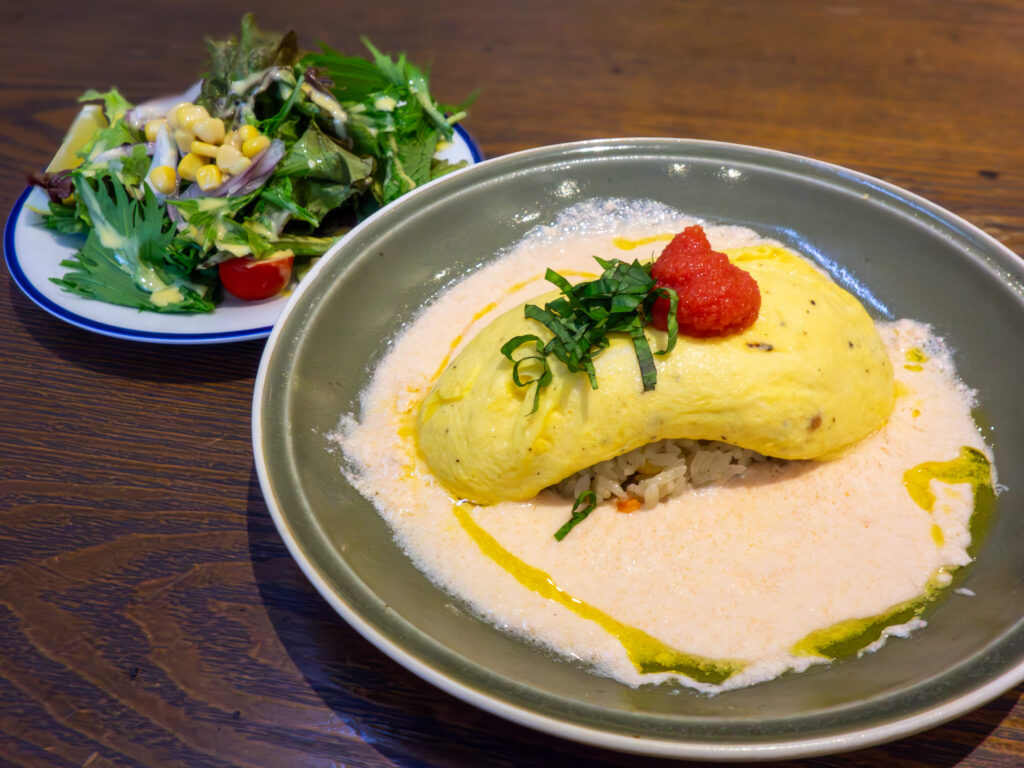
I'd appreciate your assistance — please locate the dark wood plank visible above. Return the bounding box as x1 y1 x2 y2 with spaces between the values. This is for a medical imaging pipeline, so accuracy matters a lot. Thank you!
2 1 1022 765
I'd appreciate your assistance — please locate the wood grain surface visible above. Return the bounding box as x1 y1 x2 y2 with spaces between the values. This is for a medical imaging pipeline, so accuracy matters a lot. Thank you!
2 1 1023 765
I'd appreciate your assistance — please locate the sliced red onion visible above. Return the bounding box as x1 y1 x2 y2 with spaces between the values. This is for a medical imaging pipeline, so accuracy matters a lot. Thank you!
92 142 154 164
303 67 333 92
124 81 202 130
27 170 73 203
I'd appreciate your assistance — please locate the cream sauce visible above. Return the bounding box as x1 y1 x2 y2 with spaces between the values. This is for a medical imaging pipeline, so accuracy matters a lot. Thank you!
335 199 995 693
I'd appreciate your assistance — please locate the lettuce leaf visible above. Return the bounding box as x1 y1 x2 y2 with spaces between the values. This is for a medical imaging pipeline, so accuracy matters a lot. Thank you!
272 121 371 182
79 87 132 123
251 122 373 232
198 13 300 117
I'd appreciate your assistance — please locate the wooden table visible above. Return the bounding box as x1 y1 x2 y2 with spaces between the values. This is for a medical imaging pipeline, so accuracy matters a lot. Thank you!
3 1 1022 765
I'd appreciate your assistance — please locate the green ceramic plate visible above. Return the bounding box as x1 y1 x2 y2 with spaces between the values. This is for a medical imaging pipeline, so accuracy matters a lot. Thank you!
253 138 1024 760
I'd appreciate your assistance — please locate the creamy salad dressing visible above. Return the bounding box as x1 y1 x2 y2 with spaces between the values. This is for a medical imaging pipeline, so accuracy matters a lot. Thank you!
335 200 994 693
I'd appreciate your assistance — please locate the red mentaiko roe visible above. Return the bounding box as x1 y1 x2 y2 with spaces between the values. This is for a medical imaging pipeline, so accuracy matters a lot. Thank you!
650 225 761 337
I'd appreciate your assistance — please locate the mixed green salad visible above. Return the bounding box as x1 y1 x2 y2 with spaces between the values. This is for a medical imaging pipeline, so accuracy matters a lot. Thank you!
30 15 472 312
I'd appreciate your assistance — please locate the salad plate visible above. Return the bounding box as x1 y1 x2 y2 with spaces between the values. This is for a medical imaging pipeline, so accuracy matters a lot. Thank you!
4 126 481 344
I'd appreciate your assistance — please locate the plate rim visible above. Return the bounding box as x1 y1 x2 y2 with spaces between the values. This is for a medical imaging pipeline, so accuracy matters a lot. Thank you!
253 136 1024 760
4 124 482 345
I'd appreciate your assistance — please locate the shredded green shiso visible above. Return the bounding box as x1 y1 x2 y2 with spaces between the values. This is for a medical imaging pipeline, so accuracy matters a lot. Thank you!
501 257 678 413
554 490 598 541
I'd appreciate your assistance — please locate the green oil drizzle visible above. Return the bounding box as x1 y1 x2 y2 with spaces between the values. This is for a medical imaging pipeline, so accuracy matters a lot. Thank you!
791 568 957 659
453 504 744 684
904 347 929 371
793 446 994 660
906 347 929 363
792 597 922 659
903 446 992 513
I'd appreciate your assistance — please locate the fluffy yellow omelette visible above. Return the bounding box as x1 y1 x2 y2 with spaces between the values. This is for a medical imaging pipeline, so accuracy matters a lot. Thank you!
416 243 895 504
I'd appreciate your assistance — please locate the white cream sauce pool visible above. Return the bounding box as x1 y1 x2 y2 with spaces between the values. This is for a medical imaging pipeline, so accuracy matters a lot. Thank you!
334 199 994 693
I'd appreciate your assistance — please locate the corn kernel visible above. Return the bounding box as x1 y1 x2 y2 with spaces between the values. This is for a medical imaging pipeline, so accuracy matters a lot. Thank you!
166 102 190 130
226 155 252 176
190 140 219 158
195 164 223 191
193 116 225 145
215 143 243 171
144 118 168 143
237 124 260 143
223 130 242 149
173 128 194 155
178 104 209 130
242 134 271 158
177 152 205 182
148 165 177 195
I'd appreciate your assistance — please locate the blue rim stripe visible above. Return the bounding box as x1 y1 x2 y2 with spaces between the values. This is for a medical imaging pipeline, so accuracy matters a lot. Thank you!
3 127 483 344
454 123 484 163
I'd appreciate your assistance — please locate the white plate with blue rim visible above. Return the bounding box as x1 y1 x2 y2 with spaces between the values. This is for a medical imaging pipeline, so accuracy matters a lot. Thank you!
4 125 482 344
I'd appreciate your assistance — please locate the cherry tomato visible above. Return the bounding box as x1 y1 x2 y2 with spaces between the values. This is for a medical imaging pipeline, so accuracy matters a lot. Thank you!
218 253 294 301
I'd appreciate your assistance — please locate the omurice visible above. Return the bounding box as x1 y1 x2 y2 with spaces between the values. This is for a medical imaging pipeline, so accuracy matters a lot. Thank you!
337 202 994 692
416 236 895 505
